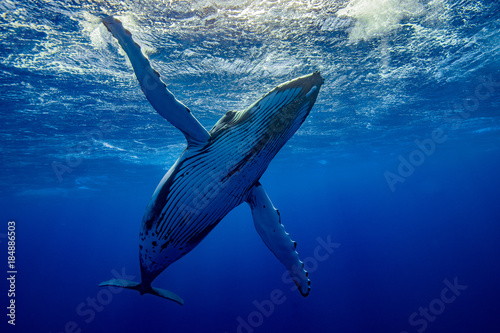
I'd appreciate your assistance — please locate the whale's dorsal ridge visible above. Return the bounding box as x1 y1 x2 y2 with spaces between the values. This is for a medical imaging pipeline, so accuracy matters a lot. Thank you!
102 16 210 146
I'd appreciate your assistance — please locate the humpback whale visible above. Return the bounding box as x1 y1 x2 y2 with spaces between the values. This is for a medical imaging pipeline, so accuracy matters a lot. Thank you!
99 16 324 305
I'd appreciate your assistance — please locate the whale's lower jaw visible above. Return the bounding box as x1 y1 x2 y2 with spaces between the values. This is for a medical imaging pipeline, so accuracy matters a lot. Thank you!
138 90 319 281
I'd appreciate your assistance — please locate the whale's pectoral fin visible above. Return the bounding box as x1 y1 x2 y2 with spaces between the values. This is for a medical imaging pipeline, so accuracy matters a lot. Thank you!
246 183 310 296
99 279 184 305
101 16 210 146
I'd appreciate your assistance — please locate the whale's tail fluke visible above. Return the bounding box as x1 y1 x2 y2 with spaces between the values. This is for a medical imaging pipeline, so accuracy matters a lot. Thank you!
99 279 184 305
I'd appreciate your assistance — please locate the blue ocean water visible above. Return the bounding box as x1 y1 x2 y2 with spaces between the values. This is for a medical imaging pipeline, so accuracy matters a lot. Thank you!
1 0 500 332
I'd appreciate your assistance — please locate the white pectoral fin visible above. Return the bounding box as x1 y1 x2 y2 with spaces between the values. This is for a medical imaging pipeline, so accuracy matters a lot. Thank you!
247 183 310 296
102 16 210 146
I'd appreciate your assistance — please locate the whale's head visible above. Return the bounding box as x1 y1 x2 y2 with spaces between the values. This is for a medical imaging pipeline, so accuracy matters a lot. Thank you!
210 71 323 139
262 71 324 136
224 71 324 153
208 71 323 176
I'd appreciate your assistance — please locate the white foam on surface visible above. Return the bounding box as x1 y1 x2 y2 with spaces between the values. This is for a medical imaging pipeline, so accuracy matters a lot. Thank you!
337 0 425 43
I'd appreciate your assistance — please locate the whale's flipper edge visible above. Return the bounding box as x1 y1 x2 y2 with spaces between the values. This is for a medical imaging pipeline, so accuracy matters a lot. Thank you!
101 16 210 146
99 279 184 305
246 183 311 297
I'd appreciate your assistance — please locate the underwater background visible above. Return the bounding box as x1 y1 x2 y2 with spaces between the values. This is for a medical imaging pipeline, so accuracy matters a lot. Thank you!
1 0 500 332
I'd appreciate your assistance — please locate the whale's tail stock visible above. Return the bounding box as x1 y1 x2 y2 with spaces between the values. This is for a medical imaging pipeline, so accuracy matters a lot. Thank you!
99 279 184 305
